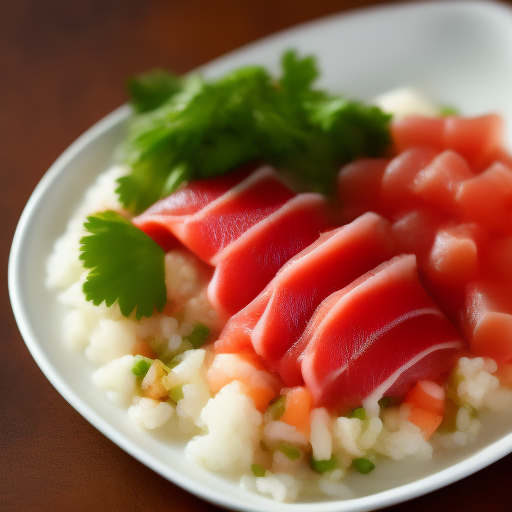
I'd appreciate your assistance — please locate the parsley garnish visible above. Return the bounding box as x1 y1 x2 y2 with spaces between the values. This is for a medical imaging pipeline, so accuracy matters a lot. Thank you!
79 211 167 320
119 50 391 214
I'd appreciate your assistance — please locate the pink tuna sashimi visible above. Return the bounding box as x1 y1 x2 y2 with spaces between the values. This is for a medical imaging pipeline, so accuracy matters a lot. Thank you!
380 147 439 216
462 281 512 364
391 209 448 266
132 165 254 251
455 162 512 234
215 212 397 375
337 158 390 223
392 114 505 172
208 193 331 320
425 224 483 288
298 254 465 412
133 165 294 263
481 235 512 285
412 150 474 215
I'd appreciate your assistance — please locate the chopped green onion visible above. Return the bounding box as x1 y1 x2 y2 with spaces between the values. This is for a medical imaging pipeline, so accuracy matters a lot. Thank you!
169 385 184 402
251 464 266 477
310 454 338 474
267 395 286 421
277 441 302 461
352 457 375 474
185 323 210 349
349 407 366 420
132 358 153 378
440 105 458 116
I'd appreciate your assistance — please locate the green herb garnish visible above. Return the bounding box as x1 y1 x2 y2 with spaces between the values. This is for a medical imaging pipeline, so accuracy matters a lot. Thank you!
132 358 153 378
277 441 302 461
79 211 167 320
267 395 286 421
251 464 267 477
349 407 367 420
310 454 339 474
352 457 375 474
440 105 459 116
185 323 210 349
169 385 184 402
119 50 391 214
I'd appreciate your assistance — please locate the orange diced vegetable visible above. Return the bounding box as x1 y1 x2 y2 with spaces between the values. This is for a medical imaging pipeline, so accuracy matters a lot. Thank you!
279 386 314 440
403 380 446 440
407 407 443 440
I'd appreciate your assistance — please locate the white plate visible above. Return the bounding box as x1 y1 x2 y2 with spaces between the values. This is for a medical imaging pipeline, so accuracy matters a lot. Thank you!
9 1 512 511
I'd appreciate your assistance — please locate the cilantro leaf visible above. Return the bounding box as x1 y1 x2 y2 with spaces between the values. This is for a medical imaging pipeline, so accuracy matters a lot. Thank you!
127 70 183 113
119 50 392 213
279 49 318 97
79 211 167 320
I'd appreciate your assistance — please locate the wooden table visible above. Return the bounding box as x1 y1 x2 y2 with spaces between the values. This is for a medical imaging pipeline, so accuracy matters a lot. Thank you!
3 1 512 510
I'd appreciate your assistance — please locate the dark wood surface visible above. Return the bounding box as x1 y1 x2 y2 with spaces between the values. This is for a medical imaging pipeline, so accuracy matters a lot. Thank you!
3 1 512 511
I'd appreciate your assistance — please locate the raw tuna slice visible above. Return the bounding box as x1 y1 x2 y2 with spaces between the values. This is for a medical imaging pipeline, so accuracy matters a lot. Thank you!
298 254 465 412
208 193 331 319
133 165 294 263
412 150 473 215
481 235 512 285
455 162 512 234
215 212 397 374
444 115 504 171
392 114 505 172
391 209 448 266
337 158 390 223
462 281 512 364
380 147 439 215
132 165 254 251
426 224 482 288
391 116 445 154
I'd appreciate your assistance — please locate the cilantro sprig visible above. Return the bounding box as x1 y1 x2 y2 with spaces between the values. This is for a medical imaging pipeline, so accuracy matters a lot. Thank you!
79 211 167 320
119 50 391 214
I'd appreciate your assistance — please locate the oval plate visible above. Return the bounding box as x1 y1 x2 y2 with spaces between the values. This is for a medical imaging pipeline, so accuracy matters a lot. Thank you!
9 1 512 511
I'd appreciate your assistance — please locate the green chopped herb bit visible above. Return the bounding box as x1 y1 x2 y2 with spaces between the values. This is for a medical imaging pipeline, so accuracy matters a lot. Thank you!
79 211 167 320
132 358 153 378
169 385 184 402
277 441 302 461
440 105 459 116
267 395 286 421
352 457 375 474
349 407 366 420
185 323 210 349
310 454 339 474
251 464 266 477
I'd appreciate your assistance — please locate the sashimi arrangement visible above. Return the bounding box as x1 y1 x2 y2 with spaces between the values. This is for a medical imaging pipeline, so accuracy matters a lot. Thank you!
46 51 512 502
